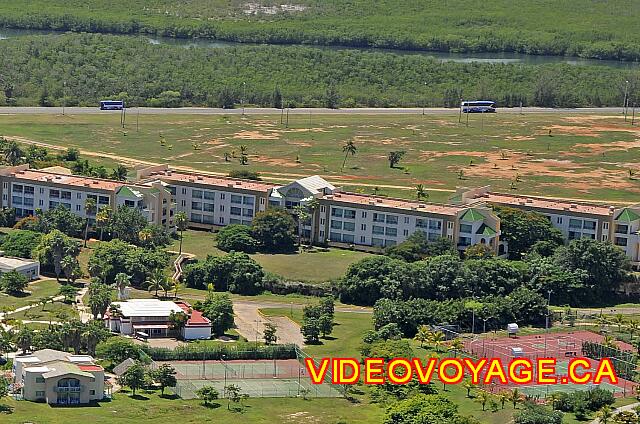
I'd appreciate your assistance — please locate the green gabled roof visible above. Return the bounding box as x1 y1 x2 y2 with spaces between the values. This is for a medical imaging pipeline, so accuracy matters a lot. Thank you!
476 224 497 236
117 186 142 198
616 208 640 223
460 208 485 222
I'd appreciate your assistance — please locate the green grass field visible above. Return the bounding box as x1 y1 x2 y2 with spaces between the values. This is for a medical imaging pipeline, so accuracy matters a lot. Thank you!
171 229 372 282
10 299 77 322
0 279 60 311
2 112 639 203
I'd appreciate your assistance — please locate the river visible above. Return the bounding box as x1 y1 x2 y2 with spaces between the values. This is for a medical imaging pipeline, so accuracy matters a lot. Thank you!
2 27 639 70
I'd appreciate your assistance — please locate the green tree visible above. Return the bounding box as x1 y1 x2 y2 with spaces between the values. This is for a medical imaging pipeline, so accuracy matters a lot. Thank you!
224 384 244 411
118 362 147 396
196 385 220 406
0 270 28 295
16 326 33 354
33 229 80 283
415 184 428 201
596 405 614 424
175 211 188 255
114 272 131 301
464 243 495 260
83 198 97 247
82 319 111 356
95 206 112 241
152 363 177 395
146 268 168 297
388 150 406 168
196 293 234 337
341 140 357 171
324 83 340 109
216 224 258 253
414 325 430 348
88 239 167 285
494 206 564 259
263 322 278 345
0 230 42 258
87 280 112 319
168 311 188 337
110 164 129 181
251 208 296 253
96 337 143 364
3 140 24 165
475 390 490 411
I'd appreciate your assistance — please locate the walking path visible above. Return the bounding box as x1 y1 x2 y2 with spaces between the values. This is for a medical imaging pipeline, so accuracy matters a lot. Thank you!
590 402 640 423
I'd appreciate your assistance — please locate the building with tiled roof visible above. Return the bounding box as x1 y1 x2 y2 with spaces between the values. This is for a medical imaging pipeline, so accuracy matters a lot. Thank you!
457 186 640 267
0 164 175 232
13 349 107 405
104 299 211 340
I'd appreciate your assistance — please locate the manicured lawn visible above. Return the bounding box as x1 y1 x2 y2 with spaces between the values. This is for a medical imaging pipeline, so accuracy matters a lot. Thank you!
0 279 61 311
260 308 373 359
3 112 639 203
171 229 372 282
10 300 77 322
3 391 384 424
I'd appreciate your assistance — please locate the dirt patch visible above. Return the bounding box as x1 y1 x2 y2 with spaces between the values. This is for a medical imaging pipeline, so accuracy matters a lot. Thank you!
252 155 299 167
561 140 640 157
506 135 536 141
233 130 280 140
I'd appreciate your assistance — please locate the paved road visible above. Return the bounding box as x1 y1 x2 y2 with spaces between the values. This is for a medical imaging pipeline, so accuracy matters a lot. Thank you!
590 402 640 424
0 106 626 115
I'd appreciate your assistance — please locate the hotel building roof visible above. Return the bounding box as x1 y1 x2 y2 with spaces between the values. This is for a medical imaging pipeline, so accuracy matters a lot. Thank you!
473 192 614 217
321 192 467 216
145 169 276 192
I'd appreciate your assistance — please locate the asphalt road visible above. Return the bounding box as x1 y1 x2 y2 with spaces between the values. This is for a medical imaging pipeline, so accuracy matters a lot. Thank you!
0 106 626 115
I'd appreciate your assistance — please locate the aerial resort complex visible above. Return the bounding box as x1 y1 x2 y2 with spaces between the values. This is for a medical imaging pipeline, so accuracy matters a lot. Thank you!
0 1 639 423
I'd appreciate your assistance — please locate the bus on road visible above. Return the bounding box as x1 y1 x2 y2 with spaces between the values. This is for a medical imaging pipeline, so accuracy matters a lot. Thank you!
99 100 125 110
461 100 496 113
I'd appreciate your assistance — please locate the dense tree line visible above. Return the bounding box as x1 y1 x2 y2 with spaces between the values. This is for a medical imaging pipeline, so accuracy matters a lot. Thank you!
2 0 640 61
337 237 630 308
0 34 638 108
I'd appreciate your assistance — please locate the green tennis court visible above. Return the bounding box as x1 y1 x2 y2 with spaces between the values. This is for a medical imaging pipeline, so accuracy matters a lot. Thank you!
519 381 624 397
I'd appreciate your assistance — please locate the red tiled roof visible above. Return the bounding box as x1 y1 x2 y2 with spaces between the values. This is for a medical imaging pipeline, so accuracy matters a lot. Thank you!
175 301 211 326
322 191 466 216
78 365 103 372
150 170 276 192
478 192 613 217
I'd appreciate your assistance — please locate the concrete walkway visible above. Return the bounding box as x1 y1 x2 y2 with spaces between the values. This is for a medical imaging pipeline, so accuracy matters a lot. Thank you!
590 402 640 423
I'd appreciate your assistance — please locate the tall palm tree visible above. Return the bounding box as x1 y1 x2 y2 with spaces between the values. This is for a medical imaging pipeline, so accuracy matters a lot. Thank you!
628 319 639 343
341 140 357 171
415 184 429 201
83 198 97 248
95 206 112 241
612 314 626 333
475 391 490 411
114 272 131 301
175 211 188 255
146 269 168 298
292 204 310 246
508 388 522 409
138 228 152 245
602 335 618 349
3 140 24 165
462 378 476 398
0 328 15 359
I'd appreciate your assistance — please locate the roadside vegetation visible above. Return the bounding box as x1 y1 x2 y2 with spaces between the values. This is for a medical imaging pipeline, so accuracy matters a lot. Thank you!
0 34 638 109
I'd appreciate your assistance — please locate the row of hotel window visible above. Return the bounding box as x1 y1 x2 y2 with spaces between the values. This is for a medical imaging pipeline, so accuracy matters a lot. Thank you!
172 187 257 206
190 213 252 226
12 184 110 204
331 207 446 230
189 201 254 217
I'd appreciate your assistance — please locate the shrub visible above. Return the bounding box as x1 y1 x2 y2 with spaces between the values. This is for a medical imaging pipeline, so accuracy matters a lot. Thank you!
216 224 258 253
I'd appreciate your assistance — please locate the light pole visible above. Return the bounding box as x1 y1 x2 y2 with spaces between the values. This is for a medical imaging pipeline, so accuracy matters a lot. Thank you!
624 80 630 121
242 82 246 117
422 82 427 115
544 290 552 357
471 308 475 335
482 317 490 355
62 81 66 116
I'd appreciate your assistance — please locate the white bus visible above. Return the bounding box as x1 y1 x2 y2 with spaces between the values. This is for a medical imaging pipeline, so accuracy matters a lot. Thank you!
461 100 496 113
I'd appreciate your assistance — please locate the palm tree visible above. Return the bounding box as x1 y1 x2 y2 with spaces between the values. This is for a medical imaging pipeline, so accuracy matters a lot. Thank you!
83 198 97 247
462 378 476 398
341 140 357 171
0 328 15 359
139 228 152 245
429 331 446 352
475 391 490 411
114 272 131 301
603 335 618 349
612 314 626 333
415 184 428 201
628 319 639 343
146 269 168 298
175 211 188 255
546 392 562 410
95 206 112 241
449 338 464 357
292 204 310 246
508 388 522 409
497 391 509 409
16 326 33 354
172 280 182 299
597 315 611 333
3 140 24 165
414 325 430 347
596 405 614 424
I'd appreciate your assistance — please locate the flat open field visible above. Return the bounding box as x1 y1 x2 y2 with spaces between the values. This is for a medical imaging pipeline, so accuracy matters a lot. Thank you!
1 112 639 203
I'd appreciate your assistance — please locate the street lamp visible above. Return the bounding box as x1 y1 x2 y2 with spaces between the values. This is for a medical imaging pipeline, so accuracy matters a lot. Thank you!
624 80 630 121
422 82 427 115
242 82 246 116
62 81 66 116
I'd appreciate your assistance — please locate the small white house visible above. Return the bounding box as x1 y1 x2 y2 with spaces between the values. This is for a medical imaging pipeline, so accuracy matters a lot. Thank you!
104 299 212 340
0 255 40 280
